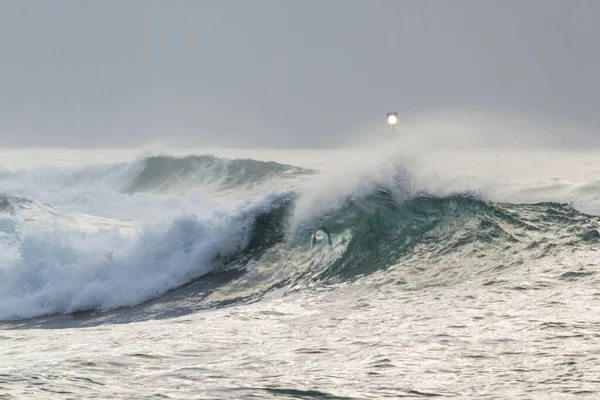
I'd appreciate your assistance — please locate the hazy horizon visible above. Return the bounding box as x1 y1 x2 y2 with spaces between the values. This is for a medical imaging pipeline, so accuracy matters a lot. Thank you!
1 0 599 149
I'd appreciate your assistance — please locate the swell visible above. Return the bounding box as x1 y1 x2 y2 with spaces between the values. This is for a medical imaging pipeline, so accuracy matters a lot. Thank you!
125 155 316 194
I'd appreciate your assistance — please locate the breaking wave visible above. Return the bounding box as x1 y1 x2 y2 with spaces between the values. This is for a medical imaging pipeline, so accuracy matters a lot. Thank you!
1 152 600 322
0 190 294 321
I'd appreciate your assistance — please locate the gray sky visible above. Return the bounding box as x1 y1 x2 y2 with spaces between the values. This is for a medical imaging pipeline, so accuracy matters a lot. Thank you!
1 0 599 148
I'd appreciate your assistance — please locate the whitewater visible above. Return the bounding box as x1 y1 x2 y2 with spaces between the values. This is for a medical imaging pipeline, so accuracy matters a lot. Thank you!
2 134 600 398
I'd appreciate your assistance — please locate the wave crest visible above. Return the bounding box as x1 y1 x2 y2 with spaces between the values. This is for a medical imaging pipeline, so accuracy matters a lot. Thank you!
125 155 314 193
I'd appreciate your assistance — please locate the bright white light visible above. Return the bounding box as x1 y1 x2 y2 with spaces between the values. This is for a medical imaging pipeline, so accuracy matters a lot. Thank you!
387 113 398 125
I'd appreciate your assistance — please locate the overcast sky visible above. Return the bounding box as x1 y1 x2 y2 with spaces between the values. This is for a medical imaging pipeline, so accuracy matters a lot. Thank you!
1 0 599 148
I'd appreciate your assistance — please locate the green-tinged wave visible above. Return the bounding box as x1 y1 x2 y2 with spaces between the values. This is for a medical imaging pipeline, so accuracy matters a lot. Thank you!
125 155 316 193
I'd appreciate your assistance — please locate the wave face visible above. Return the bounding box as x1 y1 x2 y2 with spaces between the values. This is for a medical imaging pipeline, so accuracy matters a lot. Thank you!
291 193 600 285
1 151 600 321
125 155 315 194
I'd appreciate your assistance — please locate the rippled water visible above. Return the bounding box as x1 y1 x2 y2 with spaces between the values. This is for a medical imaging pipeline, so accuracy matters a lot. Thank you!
4 270 600 399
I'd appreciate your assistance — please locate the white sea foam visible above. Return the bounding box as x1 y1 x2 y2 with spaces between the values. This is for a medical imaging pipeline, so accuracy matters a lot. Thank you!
0 190 294 321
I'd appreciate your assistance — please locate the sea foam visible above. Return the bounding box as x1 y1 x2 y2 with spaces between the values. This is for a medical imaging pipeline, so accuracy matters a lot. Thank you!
0 190 294 321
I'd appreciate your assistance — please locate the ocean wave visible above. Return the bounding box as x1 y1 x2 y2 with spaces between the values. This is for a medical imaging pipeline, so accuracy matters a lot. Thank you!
0 154 314 196
204 189 600 303
292 192 600 284
125 155 316 194
0 154 312 222
0 190 295 321
3 151 600 323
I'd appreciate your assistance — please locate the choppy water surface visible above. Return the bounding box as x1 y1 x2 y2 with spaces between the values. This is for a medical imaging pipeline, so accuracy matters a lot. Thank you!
2 147 600 399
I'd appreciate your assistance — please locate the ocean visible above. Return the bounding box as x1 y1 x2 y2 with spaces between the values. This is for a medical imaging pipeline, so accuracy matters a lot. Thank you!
2 143 600 399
